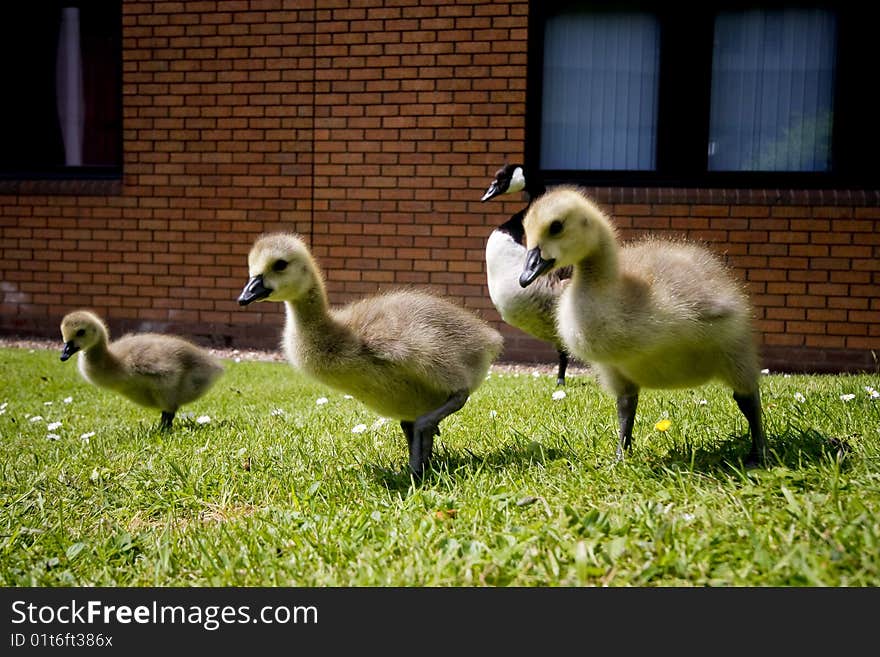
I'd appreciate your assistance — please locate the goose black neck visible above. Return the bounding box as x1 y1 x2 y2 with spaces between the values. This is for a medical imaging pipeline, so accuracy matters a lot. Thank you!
496 208 526 245
524 174 546 202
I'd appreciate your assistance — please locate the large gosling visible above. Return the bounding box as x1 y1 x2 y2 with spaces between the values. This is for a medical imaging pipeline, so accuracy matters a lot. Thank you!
59 310 224 429
519 186 767 464
238 232 504 478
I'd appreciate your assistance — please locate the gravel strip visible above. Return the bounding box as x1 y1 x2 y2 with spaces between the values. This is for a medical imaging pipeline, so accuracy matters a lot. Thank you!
0 336 591 376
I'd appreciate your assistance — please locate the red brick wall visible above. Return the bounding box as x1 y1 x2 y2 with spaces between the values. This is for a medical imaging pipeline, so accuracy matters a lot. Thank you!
1 0 878 373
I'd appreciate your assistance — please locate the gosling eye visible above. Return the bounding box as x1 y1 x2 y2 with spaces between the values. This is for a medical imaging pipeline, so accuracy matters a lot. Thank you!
272 260 288 272
548 220 564 236
75 329 85 338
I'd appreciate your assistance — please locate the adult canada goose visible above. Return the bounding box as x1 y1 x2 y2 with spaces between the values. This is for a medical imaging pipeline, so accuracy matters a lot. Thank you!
519 186 767 464
237 232 504 478
59 310 224 429
481 163 572 385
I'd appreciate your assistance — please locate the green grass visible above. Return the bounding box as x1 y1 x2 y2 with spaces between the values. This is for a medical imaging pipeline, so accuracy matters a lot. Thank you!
1 345 879 586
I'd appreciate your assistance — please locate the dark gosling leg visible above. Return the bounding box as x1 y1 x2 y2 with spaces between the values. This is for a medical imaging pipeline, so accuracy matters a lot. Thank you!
400 420 417 470
556 350 569 386
616 393 639 461
160 410 175 430
734 390 767 465
409 390 470 478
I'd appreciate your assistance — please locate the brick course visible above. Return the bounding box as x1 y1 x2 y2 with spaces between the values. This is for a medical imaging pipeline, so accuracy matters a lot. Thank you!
1 0 878 373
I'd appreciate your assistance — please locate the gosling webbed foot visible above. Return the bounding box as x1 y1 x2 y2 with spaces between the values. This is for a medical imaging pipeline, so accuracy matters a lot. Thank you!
743 448 764 467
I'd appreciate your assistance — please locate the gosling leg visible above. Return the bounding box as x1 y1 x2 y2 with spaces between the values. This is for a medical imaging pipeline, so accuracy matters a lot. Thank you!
734 390 767 465
400 420 416 460
160 410 175 430
616 393 639 461
409 389 470 478
556 350 569 386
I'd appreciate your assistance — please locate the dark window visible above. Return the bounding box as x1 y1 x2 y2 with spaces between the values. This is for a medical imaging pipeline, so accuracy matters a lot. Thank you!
527 2 879 188
0 2 122 179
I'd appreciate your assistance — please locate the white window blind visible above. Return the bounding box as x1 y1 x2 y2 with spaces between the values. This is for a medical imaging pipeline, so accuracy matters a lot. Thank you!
540 11 660 171
708 9 837 172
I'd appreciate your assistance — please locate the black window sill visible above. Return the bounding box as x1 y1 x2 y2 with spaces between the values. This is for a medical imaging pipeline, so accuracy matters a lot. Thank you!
0 177 122 196
548 185 880 207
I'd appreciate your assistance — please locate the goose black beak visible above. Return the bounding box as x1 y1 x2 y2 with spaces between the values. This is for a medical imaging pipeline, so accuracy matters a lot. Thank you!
238 275 272 306
60 341 79 362
519 248 555 288
480 180 503 202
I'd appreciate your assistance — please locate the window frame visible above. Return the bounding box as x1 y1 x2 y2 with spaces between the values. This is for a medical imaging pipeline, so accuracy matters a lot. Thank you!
525 1 879 190
0 0 123 182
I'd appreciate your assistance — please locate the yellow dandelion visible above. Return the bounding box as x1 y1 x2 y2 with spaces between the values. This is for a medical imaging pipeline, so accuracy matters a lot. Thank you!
654 418 672 432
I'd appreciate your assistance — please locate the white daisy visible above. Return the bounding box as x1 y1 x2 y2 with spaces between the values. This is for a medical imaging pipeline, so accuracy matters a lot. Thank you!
47 421 62 431
270 408 285 416
80 431 95 440
316 397 329 406
343 394 354 400
47 433 60 441
552 390 566 400
698 399 708 406
840 394 855 402
196 415 211 424
351 423 367 434
761 368 770 375
63 396 73 404
43 401 53 406
29 415 44 423
794 392 806 403
532 371 540 378
371 418 388 430
489 409 498 418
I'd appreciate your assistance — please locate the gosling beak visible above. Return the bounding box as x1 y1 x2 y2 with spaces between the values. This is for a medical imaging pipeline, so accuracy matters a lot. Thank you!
60 341 79 362
519 248 555 288
238 275 272 306
480 180 503 202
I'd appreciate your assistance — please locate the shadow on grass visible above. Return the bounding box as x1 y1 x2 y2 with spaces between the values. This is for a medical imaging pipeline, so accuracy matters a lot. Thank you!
650 426 854 475
368 440 580 491
370 424 855 490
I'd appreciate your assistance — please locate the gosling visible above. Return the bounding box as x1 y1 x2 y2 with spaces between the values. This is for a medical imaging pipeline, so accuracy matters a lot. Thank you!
481 163 572 385
59 310 224 429
519 186 767 464
238 232 504 478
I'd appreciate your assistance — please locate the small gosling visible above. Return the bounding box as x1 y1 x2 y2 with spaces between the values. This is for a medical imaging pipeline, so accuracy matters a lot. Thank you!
59 310 224 429
238 232 504 478
519 186 768 464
